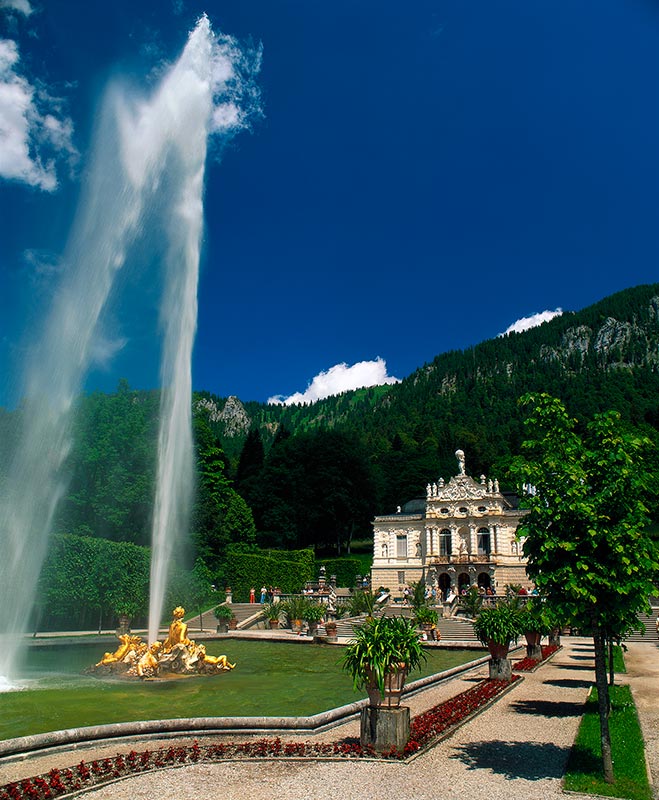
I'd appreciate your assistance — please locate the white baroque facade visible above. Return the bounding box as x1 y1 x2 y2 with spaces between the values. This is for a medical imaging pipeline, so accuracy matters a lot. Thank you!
371 450 530 598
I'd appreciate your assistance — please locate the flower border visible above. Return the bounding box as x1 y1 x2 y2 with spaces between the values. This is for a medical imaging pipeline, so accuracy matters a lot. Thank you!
513 645 560 673
0 677 521 799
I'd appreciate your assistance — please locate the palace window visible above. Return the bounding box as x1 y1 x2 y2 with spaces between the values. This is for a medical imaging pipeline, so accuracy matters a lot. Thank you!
477 527 491 556
439 529 452 556
396 534 408 559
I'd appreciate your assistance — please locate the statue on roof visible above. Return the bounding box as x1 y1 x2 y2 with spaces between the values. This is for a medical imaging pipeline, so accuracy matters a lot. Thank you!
455 449 466 476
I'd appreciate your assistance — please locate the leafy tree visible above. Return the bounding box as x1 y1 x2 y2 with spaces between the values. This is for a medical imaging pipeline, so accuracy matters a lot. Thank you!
56 382 158 545
250 429 374 553
235 427 265 501
509 393 659 783
38 534 150 631
191 415 256 569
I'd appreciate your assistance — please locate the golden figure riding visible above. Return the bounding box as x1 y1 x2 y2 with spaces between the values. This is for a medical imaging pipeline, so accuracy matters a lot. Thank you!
90 606 235 679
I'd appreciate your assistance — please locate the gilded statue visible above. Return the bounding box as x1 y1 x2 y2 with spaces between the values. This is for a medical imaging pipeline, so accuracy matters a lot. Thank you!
90 605 236 679
136 641 162 678
162 606 191 652
197 644 235 670
96 634 143 666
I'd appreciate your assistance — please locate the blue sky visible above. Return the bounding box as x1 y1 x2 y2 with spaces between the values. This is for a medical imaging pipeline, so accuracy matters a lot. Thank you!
1 0 658 407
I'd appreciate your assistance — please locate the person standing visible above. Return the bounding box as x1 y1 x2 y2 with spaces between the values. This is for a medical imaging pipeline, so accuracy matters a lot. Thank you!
249 587 256 604
260 585 267 603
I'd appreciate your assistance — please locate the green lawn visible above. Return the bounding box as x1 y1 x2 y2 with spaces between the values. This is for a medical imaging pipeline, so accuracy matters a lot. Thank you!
564 684 651 800
605 644 626 675
1 640 477 740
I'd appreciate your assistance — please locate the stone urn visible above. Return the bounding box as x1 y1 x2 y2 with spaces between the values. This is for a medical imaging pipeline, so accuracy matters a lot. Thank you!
116 615 131 636
324 620 338 639
487 640 512 680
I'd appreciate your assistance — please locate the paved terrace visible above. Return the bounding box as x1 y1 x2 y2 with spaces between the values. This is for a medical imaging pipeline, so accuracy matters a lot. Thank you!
1 637 657 800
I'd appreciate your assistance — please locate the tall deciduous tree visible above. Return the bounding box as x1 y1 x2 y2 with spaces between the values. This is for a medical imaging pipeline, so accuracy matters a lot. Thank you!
510 393 659 783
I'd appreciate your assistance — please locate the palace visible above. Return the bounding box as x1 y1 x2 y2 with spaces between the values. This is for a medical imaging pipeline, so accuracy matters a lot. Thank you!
370 450 530 599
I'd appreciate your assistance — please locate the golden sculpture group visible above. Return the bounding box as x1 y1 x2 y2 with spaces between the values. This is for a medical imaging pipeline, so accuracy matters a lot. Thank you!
92 606 235 679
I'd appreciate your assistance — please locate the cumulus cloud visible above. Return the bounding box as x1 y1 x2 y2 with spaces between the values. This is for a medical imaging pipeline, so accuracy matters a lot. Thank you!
268 357 400 406
500 308 563 336
0 0 32 15
0 9 77 191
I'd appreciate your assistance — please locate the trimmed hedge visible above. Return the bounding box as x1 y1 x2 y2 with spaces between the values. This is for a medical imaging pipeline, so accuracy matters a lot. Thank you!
317 558 363 590
223 553 315 602
259 548 315 569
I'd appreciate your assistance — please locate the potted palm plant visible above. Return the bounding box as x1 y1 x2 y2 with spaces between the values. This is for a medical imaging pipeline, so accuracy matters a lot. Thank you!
262 601 282 629
520 599 550 659
213 604 234 633
282 596 308 634
342 616 426 708
415 605 439 640
473 600 522 680
348 589 377 619
342 616 426 752
303 601 325 636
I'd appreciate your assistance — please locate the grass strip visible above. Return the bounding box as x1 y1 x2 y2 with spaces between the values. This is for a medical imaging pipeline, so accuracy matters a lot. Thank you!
605 644 626 675
564 684 651 800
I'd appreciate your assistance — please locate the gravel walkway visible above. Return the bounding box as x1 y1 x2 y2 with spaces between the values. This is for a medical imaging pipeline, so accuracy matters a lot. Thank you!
3 638 657 800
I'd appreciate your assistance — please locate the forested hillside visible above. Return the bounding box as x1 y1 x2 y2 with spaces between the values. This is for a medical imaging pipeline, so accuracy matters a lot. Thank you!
2 283 658 571
206 283 659 514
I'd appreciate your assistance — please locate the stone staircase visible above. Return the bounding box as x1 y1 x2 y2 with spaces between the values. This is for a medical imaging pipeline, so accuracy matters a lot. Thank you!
193 602 263 633
624 608 659 643
314 611 480 643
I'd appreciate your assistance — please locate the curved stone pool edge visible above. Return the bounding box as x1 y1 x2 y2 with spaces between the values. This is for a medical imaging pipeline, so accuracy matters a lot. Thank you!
0 654 495 762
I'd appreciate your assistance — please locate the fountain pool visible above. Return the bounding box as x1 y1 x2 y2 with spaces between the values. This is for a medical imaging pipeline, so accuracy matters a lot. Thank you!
0 642 479 741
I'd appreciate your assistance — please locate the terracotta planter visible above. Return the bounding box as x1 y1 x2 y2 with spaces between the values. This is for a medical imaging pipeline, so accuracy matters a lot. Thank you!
307 621 319 636
366 663 408 708
268 619 279 629
487 640 510 660
228 618 238 630
524 630 542 659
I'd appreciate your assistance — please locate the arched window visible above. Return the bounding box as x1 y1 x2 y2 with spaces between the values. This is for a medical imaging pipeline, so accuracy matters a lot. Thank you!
440 529 452 556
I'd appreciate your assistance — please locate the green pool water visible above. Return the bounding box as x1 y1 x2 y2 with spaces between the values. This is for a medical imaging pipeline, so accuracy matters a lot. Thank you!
0 640 480 740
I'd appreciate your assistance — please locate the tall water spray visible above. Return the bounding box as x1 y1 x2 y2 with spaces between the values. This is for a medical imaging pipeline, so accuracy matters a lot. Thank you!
0 16 260 684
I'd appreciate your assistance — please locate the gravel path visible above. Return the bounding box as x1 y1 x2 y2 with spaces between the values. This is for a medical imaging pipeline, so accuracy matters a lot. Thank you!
3 638 657 800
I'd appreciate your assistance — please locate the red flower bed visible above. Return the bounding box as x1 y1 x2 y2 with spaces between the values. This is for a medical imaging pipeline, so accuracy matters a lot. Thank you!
0 677 519 799
513 645 559 672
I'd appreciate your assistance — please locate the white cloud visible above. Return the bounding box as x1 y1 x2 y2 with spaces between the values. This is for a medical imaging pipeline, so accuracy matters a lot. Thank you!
500 308 563 336
268 357 400 406
0 0 32 15
0 21 77 191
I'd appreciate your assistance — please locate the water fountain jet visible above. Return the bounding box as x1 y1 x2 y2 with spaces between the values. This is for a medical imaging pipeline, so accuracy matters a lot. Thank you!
0 15 260 686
